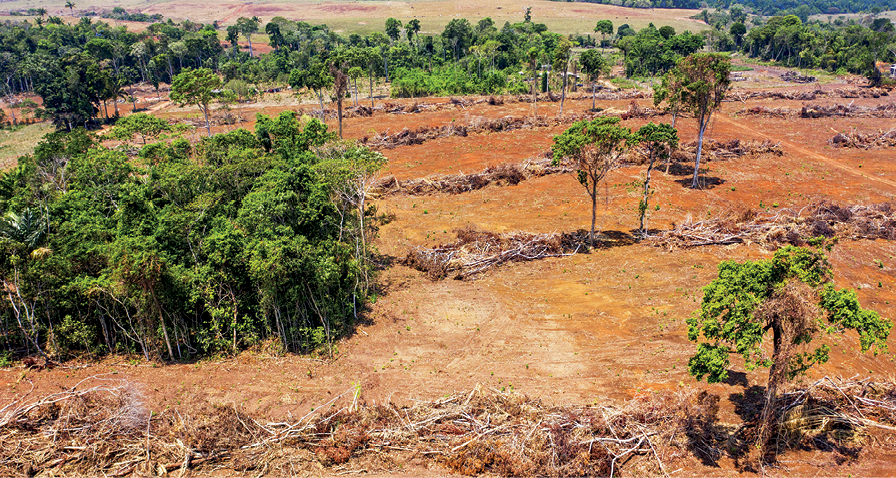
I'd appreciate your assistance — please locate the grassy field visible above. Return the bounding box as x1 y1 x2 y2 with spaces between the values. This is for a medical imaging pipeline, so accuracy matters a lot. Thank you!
0 123 53 170
2 0 710 35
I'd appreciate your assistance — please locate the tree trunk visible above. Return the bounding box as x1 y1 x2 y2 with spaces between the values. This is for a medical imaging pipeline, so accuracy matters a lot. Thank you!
592 80 596 111
559 62 569 116
641 153 655 233
247 35 254 57
692 111 708 188
201 105 212 137
589 183 598 246
337 91 343 138
369 70 374 107
757 324 786 456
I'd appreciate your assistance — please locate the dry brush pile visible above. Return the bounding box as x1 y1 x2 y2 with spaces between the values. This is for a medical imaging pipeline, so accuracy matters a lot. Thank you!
360 113 600 150
729 87 889 102
739 103 896 119
666 139 783 165
374 153 569 197
649 202 896 249
2 375 894 476
315 90 651 119
829 129 896 149
404 228 587 280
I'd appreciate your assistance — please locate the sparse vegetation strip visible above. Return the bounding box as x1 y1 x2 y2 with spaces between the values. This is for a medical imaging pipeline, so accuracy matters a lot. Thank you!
650 202 896 249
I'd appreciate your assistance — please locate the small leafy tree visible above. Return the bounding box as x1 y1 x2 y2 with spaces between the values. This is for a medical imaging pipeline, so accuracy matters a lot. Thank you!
579 48 608 111
108 112 171 145
666 53 730 188
290 62 332 114
170 68 221 137
552 117 634 245
634 123 678 234
688 244 891 451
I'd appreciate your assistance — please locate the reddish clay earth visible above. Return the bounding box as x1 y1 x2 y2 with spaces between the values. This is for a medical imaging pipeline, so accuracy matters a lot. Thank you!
3 75 896 476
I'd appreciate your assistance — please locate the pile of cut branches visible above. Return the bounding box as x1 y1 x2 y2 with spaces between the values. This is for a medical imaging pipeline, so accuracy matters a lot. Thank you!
829 129 896 149
0 378 723 477
740 103 896 118
3 375 894 476
667 139 783 164
778 376 896 438
649 202 896 249
361 113 600 149
375 153 568 197
729 87 888 102
404 227 586 280
620 100 664 120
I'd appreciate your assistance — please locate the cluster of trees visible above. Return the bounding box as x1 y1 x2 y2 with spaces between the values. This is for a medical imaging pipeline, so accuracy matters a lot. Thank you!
0 11 622 129
708 0 896 16
95 7 164 24
740 15 895 78
0 114 384 361
551 0 896 12
549 0 704 9
616 24 706 77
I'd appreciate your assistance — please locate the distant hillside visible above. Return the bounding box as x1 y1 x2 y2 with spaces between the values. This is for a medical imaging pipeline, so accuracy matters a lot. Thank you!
556 0 896 15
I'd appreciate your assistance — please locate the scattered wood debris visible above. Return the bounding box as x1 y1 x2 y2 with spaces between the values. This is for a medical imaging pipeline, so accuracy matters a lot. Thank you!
649 202 896 250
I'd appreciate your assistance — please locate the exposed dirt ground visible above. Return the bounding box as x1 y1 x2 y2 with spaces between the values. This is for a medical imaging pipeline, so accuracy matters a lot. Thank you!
3 73 896 476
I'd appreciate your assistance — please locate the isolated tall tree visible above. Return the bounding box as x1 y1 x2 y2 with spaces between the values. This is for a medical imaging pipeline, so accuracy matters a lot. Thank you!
634 123 678 234
527 47 540 117
594 20 613 50
329 58 350 139
668 53 730 188
170 68 221 137
236 16 260 57
688 244 890 453
406 19 421 44
553 38 574 116
579 48 608 111
385 18 402 42
65 1 75 16
552 117 634 245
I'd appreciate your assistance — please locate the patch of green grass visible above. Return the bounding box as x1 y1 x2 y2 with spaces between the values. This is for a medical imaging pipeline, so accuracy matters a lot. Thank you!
609 77 639 90
0 122 54 170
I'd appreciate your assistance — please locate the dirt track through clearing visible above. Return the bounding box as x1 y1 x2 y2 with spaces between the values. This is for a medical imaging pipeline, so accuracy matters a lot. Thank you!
714 113 896 189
